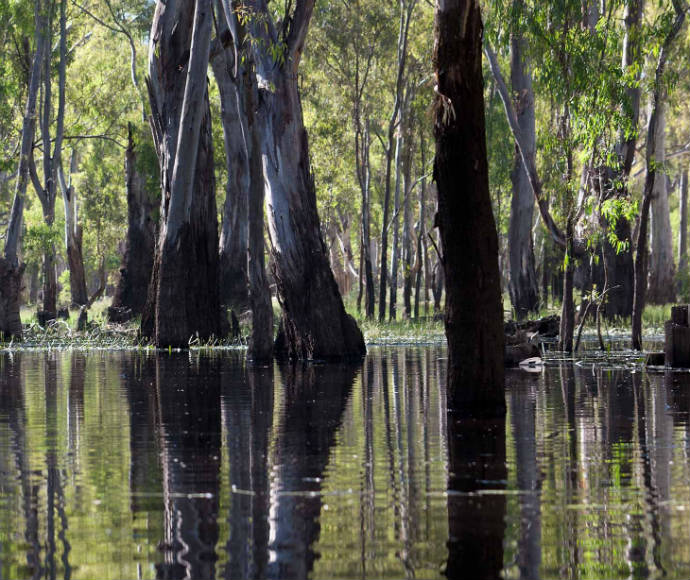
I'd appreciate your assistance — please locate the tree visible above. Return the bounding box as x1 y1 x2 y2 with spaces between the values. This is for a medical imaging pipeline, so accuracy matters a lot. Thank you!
632 0 685 350
143 0 222 347
433 0 504 413
507 0 539 320
0 0 46 339
244 0 365 360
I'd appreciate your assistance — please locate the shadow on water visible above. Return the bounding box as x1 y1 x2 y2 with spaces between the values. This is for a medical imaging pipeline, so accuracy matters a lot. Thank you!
6 348 690 578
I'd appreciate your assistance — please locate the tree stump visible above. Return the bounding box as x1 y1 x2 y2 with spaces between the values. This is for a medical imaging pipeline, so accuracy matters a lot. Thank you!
665 305 690 367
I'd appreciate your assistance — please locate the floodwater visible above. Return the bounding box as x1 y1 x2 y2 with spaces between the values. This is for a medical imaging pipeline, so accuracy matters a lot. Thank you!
0 348 690 579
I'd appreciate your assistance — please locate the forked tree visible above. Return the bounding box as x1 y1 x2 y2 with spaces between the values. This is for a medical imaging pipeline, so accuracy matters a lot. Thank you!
241 0 365 360
143 0 222 347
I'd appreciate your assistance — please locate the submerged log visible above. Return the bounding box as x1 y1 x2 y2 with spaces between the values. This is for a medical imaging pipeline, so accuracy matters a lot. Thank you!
504 314 560 338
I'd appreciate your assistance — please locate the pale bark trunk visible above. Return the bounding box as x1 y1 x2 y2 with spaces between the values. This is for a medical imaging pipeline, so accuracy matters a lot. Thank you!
508 22 539 319
632 0 684 350
110 126 156 319
144 0 222 347
212 48 250 310
389 133 402 321
402 123 413 319
647 101 675 304
678 168 688 291
379 0 416 322
244 53 274 362
60 151 88 306
247 0 365 360
361 119 375 318
414 132 429 319
1 0 45 339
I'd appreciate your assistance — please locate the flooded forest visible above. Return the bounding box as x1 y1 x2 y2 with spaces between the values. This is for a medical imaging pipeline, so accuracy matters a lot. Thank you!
3 0 690 578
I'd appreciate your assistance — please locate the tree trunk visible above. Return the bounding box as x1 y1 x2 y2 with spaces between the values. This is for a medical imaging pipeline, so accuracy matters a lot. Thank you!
434 0 505 414
402 119 414 319
508 19 539 320
244 54 273 362
379 0 416 322
143 0 222 347
212 46 250 311
389 133 402 321
678 168 688 294
413 134 428 319
647 101 675 304
361 119 375 319
1 0 46 338
110 126 156 319
632 0 684 350
60 152 88 307
247 0 365 361
559 230 575 352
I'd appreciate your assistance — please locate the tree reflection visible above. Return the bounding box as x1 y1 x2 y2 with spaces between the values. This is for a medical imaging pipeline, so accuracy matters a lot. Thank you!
445 410 506 580
153 352 222 580
266 362 359 579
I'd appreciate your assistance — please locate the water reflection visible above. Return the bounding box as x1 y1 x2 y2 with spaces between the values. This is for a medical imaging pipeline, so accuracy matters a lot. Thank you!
4 349 690 578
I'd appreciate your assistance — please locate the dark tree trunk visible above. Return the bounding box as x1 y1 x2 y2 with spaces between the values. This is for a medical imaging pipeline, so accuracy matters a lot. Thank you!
508 20 539 320
65 226 88 306
247 0 365 361
0 260 25 339
431 255 443 314
110 128 156 319
433 0 505 414
446 414 506 580
143 0 222 347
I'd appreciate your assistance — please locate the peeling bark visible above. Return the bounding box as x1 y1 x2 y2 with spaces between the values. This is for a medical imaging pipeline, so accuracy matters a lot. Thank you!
143 0 222 347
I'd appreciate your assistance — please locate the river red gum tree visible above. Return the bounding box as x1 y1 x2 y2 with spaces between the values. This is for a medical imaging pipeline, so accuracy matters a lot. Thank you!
143 0 222 347
244 0 365 361
433 0 505 414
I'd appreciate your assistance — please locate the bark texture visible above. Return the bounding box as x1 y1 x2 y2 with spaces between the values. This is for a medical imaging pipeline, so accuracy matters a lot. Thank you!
212 42 250 311
678 169 688 293
508 23 539 319
248 0 365 361
143 0 222 347
647 101 675 304
110 129 156 319
433 0 505 414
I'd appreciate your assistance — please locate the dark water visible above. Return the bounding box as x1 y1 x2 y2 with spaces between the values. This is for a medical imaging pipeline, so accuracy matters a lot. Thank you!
1 348 690 579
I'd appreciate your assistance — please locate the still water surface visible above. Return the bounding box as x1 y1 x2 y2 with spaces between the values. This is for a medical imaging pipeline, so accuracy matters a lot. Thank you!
1 348 690 579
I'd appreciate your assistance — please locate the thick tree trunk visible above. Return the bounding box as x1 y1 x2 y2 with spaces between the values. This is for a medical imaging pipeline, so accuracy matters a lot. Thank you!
678 169 688 293
433 0 505 414
647 101 675 304
212 50 250 311
110 128 156 319
248 0 365 361
244 57 273 362
144 0 222 347
508 22 539 320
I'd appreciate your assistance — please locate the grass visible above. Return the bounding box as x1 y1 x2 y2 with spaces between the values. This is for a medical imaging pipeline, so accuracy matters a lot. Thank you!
1 293 678 350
